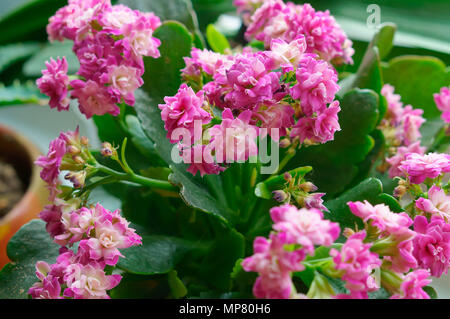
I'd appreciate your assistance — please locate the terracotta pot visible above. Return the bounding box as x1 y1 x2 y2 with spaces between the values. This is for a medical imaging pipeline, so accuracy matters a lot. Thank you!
0 125 48 268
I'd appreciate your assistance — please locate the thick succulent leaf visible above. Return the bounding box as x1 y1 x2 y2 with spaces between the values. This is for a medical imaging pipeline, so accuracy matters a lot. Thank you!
383 55 450 119
0 42 40 72
23 40 79 77
324 178 402 241
286 89 380 197
206 24 230 54
119 0 199 33
0 0 65 45
117 235 206 275
0 220 60 299
0 81 47 106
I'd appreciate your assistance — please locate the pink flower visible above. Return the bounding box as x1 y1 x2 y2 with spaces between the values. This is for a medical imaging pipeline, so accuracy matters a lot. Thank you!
36 57 70 111
381 84 404 123
252 103 295 139
290 101 341 144
399 152 450 184
180 144 225 177
63 263 121 299
29 275 62 299
399 106 425 146
391 270 431 299
182 48 231 80
207 109 259 163
242 233 304 299
413 215 450 277
158 84 211 144
234 0 266 25
70 79 120 118
304 193 328 212
386 141 425 178
270 204 340 254
219 52 284 110
330 231 381 297
101 64 143 105
269 37 306 72
290 54 340 116
348 201 413 235
35 136 67 186
434 86 450 123
416 186 450 221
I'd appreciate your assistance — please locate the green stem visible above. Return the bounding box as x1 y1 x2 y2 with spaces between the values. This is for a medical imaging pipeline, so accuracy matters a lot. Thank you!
96 164 178 192
271 148 296 177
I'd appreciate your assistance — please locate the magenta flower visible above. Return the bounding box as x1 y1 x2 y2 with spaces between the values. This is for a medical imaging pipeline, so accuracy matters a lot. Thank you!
391 270 431 299
399 106 425 146
381 84 405 123
330 231 381 297
434 86 450 123
36 57 70 111
159 84 211 145
28 262 62 299
416 186 450 221
180 144 225 177
35 136 67 187
207 109 259 163
270 204 340 254
182 48 232 80
399 152 450 185
304 193 328 212
269 37 306 72
290 54 340 116
386 141 425 178
413 215 450 277
252 103 295 139
234 0 266 25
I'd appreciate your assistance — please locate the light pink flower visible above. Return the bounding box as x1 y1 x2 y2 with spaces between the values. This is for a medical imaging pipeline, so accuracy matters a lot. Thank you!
180 144 225 177
399 152 450 185
399 106 425 146
330 231 381 297
63 263 121 299
207 109 259 163
252 103 295 139
182 48 231 80
386 141 425 178
28 275 62 299
70 79 120 118
35 136 67 186
416 186 450 221
434 86 450 123
36 57 70 111
304 193 328 212
270 204 340 254
101 64 143 105
269 37 306 72
381 84 404 123
159 84 211 144
391 270 431 299
413 215 450 277
290 54 339 116
234 0 266 25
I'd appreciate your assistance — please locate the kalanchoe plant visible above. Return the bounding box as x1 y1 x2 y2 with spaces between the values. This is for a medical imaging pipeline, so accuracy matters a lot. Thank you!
0 0 449 300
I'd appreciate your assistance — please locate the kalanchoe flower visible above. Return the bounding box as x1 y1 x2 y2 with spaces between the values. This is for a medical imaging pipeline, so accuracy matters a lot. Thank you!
386 141 425 178
381 84 404 123
269 37 306 72
413 215 450 278
234 0 266 25
391 270 431 299
100 64 144 105
63 262 121 299
159 84 212 144
36 57 70 111
304 192 328 212
290 54 340 116
242 233 305 299
180 144 225 177
270 204 340 254
330 231 381 298
182 48 232 81
207 109 259 163
434 86 450 123
28 262 63 299
35 136 67 188
416 186 450 221
399 152 450 185
251 102 295 139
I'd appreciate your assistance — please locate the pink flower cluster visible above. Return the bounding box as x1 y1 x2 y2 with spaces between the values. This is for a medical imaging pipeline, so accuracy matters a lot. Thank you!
434 86 450 123
29 203 142 299
37 0 161 118
381 84 427 178
398 152 450 185
416 186 450 221
242 1 354 64
242 204 340 299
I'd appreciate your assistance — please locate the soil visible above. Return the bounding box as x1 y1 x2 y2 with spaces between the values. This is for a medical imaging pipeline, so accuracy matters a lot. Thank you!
0 160 23 218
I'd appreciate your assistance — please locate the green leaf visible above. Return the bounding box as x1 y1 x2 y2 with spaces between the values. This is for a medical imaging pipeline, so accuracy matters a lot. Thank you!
255 166 312 199
286 89 380 197
117 235 205 275
423 286 438 299
0 42 40 72
0 81 47 106
383 55 450 119
324 178 402 240
0 0 66 45
143 21 193 100
168 270 188 298
23 40 79 77
119 0 199 33
0 220 60 299
206 24 230 54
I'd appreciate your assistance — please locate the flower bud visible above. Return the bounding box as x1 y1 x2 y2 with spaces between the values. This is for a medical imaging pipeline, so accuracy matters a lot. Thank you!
393 185 407 198
299 182 318 193
81 136 89 146
272 190 289 203
284 172 292 182
279 138 291 149
67 145 80 155
101 142 116 157
73 155 85 164
65 171 87 188
343 227 355 238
